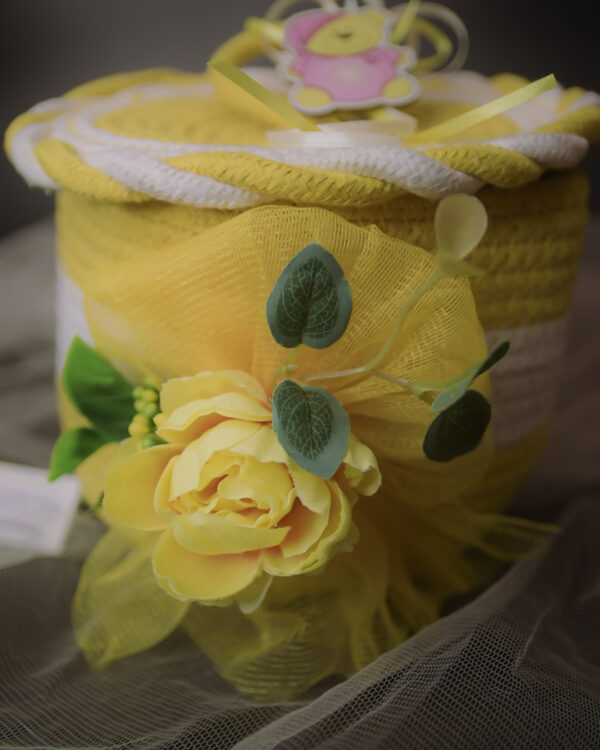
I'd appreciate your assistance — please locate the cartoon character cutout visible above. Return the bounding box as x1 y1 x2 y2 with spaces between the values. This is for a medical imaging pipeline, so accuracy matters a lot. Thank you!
281 7 420 115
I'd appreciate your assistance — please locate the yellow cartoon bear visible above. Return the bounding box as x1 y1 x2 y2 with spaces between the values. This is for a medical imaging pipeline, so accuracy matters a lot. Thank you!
282 7 419 114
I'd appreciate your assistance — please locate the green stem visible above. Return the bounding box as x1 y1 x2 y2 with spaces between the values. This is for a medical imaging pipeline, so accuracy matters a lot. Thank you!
279 345 303 377
371 370 435 404
303 267 444 384
371 370 413 388
271 345 304 391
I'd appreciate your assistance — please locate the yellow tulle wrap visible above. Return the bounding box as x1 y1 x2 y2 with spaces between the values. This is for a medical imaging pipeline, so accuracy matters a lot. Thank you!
6 60 598 698
63 206 553 698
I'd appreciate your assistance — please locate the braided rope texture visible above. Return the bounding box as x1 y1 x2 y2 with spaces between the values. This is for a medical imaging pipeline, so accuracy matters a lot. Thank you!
5 70 600 206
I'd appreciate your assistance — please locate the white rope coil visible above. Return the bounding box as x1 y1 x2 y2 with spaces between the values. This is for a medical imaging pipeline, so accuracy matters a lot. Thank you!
10 73 599 208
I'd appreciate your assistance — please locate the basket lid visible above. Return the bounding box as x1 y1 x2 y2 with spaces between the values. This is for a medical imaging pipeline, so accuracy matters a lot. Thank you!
6 64 600 208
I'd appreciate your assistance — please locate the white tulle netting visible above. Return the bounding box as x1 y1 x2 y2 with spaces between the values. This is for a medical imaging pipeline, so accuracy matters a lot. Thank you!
1 221 600 749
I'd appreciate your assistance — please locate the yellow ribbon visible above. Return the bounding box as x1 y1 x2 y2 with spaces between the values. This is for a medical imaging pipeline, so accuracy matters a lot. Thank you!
208 60 319 132
412 74 557 142
411 17 454 73
391 0 421 44
245 16 284 45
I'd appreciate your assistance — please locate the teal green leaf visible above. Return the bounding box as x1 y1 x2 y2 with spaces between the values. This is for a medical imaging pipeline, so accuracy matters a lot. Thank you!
423 390 491 462
272 379 350 479
48 427 109 482
62 337 135 441
430 340 510 413
266 243 352 349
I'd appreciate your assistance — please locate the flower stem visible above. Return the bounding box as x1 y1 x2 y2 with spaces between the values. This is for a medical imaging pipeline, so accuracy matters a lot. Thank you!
280 345 303 377
303 267 444 384
271 345 304 390
371 370 413 388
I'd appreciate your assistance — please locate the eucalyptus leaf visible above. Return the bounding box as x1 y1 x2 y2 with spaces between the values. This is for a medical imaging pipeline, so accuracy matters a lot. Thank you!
48 427 109 482
431 340 510 413
267 243 352 349
272 379 349 479
62 337 135 441
423 390 491 462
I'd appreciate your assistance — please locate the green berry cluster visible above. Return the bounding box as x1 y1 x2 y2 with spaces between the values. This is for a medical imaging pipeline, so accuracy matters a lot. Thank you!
128 375 166 449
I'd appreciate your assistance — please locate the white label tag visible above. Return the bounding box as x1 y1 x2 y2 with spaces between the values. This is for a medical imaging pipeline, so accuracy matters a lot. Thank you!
0 461 81 556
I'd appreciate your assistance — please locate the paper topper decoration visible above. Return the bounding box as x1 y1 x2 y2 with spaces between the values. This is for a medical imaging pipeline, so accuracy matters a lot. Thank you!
280 6 420 115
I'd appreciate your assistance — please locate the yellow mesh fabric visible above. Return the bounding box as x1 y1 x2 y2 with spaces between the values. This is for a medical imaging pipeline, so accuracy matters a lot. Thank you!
73 527 189 669
59 206 564 699
55 170 588 541
57 169 588 333
59 204 560 698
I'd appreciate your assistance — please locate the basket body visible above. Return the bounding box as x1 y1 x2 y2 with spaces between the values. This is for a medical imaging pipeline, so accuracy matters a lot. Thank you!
6 66 598 697
55 169 589 513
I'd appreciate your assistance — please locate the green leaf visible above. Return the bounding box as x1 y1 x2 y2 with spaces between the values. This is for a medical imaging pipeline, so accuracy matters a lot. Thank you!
474 340 510 377
434 194 488 260
48 427 109 482
266 243 352 349
272 379 350 479
423 390 491 462
87 494 105 515
62 337 135 441
430 340 510 413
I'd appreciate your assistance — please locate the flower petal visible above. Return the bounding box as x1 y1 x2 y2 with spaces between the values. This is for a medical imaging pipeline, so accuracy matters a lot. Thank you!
154 454 178 520
156 392 272 444
288 463 332 515
237 456 295 520
229 424 289 464
170 420 262 498
263 480 352 576
152 528 262 602
104 443 183 530
342 433 381 496
172 510 289 555
276 499 329 558
160 371 267 415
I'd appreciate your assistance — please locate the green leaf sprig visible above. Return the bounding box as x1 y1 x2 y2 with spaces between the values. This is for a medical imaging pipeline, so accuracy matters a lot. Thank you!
267 244 352 479
267 196 508 475
414 340 510 413
49 337 136 482
417 341 509 461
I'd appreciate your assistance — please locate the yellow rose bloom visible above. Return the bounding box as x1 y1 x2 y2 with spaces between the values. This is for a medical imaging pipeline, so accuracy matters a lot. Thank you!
103 370 381 610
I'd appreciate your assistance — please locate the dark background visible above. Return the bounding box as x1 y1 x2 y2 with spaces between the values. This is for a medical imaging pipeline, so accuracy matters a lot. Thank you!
2 0 599 237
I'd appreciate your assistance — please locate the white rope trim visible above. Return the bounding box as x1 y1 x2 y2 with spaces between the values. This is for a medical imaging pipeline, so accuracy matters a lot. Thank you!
487 319 568 446
10 73 598 208
10 122 60 191
55 261 93 376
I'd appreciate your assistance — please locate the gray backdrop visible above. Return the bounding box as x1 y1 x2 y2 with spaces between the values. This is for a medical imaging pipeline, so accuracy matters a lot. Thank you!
2 0 599 237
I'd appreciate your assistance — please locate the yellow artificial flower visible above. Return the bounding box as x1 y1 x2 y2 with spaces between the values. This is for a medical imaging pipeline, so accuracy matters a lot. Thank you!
103 370 380 610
